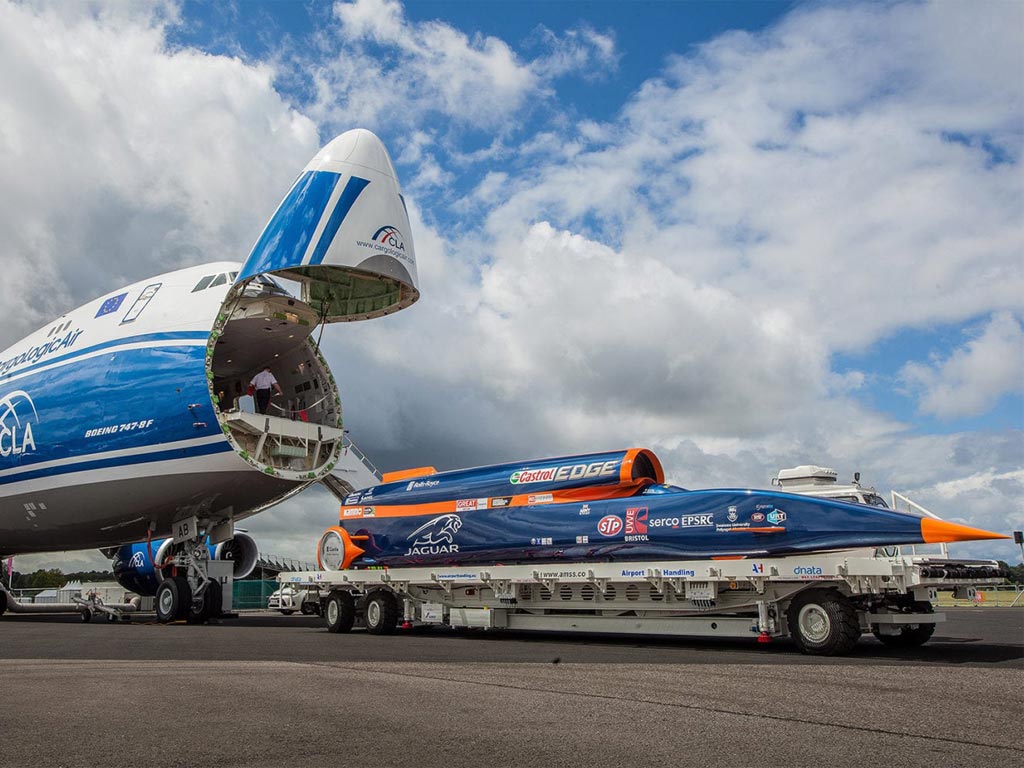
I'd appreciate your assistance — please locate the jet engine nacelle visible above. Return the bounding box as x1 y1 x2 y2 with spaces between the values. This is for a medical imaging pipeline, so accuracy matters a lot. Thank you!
111 538 174 597
212 532 259 580
111 532 259 596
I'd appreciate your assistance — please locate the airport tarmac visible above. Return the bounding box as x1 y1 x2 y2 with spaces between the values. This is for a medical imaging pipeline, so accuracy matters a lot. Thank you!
1 607 1021 767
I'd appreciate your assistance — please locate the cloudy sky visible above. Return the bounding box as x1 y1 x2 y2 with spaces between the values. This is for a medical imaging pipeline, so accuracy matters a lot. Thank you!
3 0 1021 571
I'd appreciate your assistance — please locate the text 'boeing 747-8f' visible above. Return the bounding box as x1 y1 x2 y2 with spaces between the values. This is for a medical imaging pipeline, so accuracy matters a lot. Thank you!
0 129 417 624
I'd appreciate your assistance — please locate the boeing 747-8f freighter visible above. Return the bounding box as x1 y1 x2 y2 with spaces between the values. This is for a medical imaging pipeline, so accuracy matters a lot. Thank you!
0 129 417 623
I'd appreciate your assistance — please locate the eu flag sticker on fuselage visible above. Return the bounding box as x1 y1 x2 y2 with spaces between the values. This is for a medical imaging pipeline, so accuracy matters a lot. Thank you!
95 293 127 318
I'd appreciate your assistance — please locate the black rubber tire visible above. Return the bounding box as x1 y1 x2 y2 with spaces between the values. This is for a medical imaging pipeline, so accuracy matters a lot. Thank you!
787 589 861 656
187 581 223 624
80 608 92 623
872 602 937 648
172 577 192 621
280 610 295 616
325 591 355 634
156 576 191 623
364 591 399 635
0 591 7 617
204 581 223 620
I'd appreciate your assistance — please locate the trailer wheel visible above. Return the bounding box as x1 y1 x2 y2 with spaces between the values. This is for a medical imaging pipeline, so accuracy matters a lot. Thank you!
872 602 937 648
325 591 355 634
787 589 860 656
364 591 399 635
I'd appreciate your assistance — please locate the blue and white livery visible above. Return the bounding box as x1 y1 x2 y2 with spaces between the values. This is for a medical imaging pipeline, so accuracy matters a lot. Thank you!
0 129 417 624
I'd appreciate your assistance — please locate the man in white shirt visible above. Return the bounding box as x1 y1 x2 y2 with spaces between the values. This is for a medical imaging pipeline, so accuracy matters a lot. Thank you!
250 366 283 414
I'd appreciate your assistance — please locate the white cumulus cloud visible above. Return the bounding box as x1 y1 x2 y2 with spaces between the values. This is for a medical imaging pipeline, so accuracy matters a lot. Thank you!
900 313 1024 419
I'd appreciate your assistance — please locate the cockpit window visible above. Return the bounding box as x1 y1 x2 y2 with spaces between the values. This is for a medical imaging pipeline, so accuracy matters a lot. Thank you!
192 275 214 292
210 274 228 288
642 483 687 495
834 493 889 508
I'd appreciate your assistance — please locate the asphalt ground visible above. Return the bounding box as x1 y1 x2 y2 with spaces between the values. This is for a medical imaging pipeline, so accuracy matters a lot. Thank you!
1 608 1021 768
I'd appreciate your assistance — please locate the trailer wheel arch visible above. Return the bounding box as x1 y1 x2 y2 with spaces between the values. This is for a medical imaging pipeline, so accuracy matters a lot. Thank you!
786 588 861 656
325 590 356 633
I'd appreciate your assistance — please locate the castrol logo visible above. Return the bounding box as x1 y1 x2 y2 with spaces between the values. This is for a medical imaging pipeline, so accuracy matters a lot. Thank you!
597 515 623 537
510 460 618 485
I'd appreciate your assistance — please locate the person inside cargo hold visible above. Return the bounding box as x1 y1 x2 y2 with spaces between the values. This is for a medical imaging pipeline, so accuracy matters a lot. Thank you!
250 366 283 414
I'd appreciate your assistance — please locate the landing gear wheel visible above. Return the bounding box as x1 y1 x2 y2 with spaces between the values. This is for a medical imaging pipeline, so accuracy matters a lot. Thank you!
364 591 399 635
1 591 7 617
787 589 861 656
156 576 192 624
187 582 223 624
325 591 355 634
872 602 937 648
204 581 223 620
80 608 93 623
280 610 295 616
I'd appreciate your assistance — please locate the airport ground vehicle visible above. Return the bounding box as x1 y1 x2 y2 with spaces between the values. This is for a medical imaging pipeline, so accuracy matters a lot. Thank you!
278 462 1006 655
279 552 1004 654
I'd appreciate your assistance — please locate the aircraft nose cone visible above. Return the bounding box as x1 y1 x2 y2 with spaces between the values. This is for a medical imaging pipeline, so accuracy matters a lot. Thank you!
310 128 398 181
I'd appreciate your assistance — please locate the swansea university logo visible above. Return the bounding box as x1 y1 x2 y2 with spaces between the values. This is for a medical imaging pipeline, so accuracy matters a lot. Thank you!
404 514 462 556
0 390 38 460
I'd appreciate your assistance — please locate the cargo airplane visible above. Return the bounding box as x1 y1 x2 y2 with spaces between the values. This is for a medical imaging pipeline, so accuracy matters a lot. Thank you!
0 129 417 623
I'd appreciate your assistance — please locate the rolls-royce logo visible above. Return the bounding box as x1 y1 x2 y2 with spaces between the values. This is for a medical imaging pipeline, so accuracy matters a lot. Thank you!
0 390 38 459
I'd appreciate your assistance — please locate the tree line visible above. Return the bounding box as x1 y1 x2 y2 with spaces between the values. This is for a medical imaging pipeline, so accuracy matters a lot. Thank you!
6 569 114 590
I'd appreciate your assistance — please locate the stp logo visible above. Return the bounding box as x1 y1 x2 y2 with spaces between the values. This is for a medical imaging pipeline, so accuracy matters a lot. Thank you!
597 515 623 537
625 507 648 534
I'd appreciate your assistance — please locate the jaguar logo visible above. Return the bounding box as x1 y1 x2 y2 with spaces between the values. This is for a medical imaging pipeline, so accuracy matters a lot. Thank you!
404 514 462 556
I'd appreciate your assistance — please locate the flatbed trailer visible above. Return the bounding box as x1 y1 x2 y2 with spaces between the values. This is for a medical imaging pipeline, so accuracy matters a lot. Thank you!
279 551 1006 655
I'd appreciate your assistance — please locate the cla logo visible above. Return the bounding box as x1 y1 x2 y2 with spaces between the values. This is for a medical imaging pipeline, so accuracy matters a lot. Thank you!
373 225 406 251
128 551 146 569
767 510 787 525
0 390 38 460
404 514 462 556
597 515 623 537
